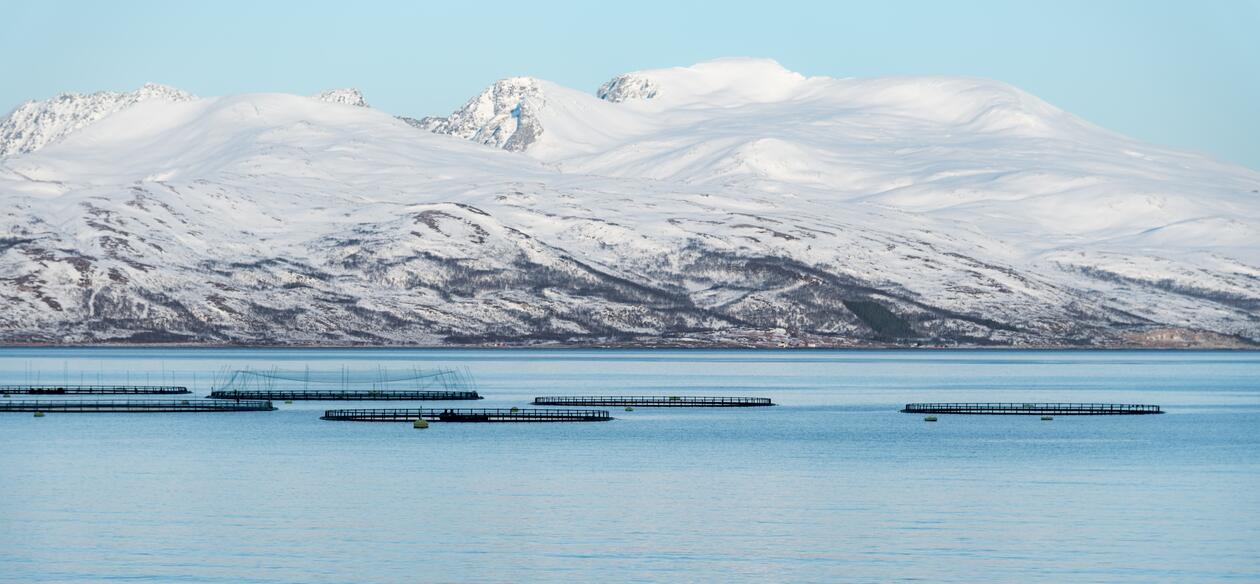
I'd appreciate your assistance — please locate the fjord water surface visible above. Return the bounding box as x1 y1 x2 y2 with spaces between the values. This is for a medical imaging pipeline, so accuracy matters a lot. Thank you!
1 349 1257 583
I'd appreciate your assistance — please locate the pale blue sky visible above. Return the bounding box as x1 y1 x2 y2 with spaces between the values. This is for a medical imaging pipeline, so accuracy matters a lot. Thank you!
3 0 1258 169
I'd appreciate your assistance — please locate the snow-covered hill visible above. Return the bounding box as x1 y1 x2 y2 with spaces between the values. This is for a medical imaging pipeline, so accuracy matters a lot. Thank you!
1 59 1257 346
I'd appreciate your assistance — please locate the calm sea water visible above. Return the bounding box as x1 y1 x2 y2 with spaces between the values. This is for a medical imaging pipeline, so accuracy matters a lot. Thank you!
1 348 1257 583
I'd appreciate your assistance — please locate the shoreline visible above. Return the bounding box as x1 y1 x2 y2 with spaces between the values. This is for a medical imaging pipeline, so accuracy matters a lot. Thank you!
0 342 1255 351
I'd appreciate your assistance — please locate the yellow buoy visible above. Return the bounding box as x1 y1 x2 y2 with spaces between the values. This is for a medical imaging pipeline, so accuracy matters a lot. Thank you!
34 411 45 417
624 406 634 412
284 400 293 404
413 419 429 429
1041 416 1053 421
924 416 938 422
510 406 520 412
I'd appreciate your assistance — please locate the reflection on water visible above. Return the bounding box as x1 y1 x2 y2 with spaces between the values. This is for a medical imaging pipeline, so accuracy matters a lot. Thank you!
1 349 1258 583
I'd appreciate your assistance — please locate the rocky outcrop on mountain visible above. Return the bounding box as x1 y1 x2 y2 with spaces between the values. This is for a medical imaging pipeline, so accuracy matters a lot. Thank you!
415 77 545 152
313 88 369 107
0 83 194 157
597 74 660 102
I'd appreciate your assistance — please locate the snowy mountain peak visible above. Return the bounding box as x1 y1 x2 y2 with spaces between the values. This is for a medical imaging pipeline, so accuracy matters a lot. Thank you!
132 82 195 101
418 59 819 154
597 73 660 103
418 77 546 151
608 58 809 105
416 58 1080 165
0 83 196 157
314 88 369 107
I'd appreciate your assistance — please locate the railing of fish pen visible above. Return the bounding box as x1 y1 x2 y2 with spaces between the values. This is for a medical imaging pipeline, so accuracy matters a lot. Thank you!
0 399 276 412
0 385 191 395
321 408 612 422
900 403 1162 415
532 396 774 407
209 390 481 401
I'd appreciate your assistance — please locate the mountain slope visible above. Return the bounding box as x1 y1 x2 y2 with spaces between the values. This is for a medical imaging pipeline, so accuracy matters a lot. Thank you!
1 59 1257 346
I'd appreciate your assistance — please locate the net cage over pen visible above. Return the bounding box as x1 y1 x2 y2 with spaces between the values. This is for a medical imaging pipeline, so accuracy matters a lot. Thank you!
210 366 478 395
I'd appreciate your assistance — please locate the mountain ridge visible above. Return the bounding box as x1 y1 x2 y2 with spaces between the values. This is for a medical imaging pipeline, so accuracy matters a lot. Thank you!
0 83 194 157
1 59 1257 347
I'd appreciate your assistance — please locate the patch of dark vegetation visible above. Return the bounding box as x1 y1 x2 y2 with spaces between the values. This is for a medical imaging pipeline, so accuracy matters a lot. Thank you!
340 328 391 343
410 209 490 243
729 223 797 240
412 210 457 232
0 237 36 254
212 258 334 282
120 258 154 272
206 294 239 316
684 246 880 293
842 299 916 339
87 289 222 340
671 247 1027 340
443 331 634 345
19 245 55 261
366 245 715 328
940 250 1037 287
13 274 63 311
451 202 490 216
1069 265 1260 311
247 302 304 322
345 303 419 329
936 333 1015 347
315 294 359 304
929 307 1020 333
115 330 196 343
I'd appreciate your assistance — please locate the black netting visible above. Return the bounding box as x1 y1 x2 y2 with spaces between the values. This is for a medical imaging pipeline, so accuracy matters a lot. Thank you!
212 367 475 392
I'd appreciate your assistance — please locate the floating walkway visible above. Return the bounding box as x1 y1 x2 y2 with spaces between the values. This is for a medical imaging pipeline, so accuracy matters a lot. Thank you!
0 399 276 413
0 385 191 395
321 408 612 423
208 389 482 401
532 395 775 407
901 402 1163 415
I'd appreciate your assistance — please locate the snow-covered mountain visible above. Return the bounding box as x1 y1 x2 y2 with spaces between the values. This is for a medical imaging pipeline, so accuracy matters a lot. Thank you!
1 59 1257 346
